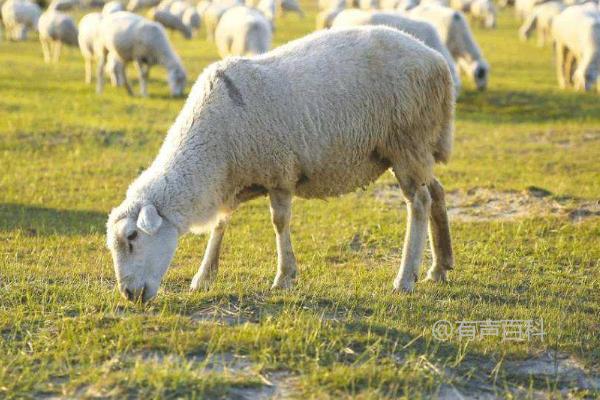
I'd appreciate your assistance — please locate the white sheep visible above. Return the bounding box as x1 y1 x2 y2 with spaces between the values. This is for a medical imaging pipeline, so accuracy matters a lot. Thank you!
38 10 78 62
106 26 455 303
147 7 192 38
468 0 496 28
126 0 160 12
48 0 79 11
203 2 234 41
157 0 201 34
410 4 489 90
551 4 600 91
78 12 122 85
215 5 271 58
331 9 461 94
514 0 544 21
256 0 276 28
102 0 125 15
1 0 41 41
278 0 304 17
95 11 187 96
519 0 564 46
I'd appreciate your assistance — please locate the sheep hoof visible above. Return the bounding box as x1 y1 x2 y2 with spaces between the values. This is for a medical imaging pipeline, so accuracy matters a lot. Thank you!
424 267 448 283
271 273 296 290
393 279 416 293
190 272 215 291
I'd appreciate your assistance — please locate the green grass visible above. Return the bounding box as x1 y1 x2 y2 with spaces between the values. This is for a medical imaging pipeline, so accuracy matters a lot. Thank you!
1 4 599 399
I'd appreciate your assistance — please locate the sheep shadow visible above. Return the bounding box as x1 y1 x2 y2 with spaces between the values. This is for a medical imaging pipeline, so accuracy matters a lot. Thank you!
457 88 600 124
0 203 106 236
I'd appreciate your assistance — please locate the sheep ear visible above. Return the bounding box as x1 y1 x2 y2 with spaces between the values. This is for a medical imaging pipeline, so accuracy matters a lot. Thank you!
137 205 163 236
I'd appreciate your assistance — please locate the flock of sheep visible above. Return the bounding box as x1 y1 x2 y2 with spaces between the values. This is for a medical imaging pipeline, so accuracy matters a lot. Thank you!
1 0 599 95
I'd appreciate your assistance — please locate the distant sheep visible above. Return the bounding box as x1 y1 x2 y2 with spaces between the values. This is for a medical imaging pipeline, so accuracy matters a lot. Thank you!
215 6 271 58
78 11 122 85
48 0 79 11
147 7 192 39
278 0 304 16
102 1 125 15
256 0 276 28
316 7 342 29
331 9 461 94
519 0 564 46
157 0 201 34
551 4 600 91
318 0 345 10
410 4 489 90
203 2 234 41
1 0 41 41
38 10 78 62
468 0 496 28
106 26 455 303
126 0 160 12
95 11 187 96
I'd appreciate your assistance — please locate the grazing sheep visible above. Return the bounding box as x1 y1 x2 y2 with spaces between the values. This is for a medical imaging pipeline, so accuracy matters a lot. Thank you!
95 11 187 96
551 4 600 91
316 7 343 29
514 0 543 21
126 0 160 12
106 26 455 303
103 0 125 14
1 0 41 41
38 10 78 62
519 0 564 46
48 0 79 10
331 9 461 94
203 2 233 41
449 0 471 12
468 0 496 28
318 0 345 10
196 0 211 16
278 0 304 17
410 4 489 90
148 7 192 38
78 12 122 85
215 6 271 58
157 0 201 34
359 0 379 9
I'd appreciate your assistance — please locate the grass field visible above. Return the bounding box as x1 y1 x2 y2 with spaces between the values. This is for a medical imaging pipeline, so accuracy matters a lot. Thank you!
1 3 599 398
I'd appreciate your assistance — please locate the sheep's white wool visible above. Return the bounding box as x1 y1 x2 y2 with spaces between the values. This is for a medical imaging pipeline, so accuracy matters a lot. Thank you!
551 4 600 91
107 26 455 301
215 6 272 58
1 0 41 41
519 0 564 46
78 12 122 85
38 10 78 62
95 11 187 96
409 3 489 90
102 1 124 15
468 0 496 28
331 9 461 94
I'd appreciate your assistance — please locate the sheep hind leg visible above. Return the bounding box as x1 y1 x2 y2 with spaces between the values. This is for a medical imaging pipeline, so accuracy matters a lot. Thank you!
135 60 149 97
555 42 567 89
116 62 133 96
84 57 93 84
52 41 62 63
392 170 432 293
41 38 51 63
269 189 297 289
424 178 453 283
190 218 228 291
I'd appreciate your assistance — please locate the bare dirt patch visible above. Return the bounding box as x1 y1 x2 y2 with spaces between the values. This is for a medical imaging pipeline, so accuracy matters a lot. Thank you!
374 185 600 222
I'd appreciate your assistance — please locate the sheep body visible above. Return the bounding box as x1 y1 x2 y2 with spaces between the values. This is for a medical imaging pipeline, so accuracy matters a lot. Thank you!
551 4 600 91
203 2 232 40
410 3 489 90
126 0 160 11
95 11 187 96
148 7 192 38
1 0 41 41
215 5 272 58
48 0 79 11
331 9 461 93
106 26 455 301
38 10 78 62
468 0 496 28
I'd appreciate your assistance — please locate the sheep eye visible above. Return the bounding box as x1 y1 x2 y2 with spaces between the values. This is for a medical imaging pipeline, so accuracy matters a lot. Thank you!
127 231 138 241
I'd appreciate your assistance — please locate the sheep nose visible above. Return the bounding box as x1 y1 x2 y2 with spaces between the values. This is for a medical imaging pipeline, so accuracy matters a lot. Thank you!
122 286 147 303
125 288 134 301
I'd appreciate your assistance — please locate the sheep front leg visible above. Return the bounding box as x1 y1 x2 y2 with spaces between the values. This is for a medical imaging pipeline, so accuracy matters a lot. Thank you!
41 38 51 63
116 62 133 96
84 57 93 84
424 178 453 283
135 60 149 97
96 51 107 94
269 189 297 289
393 173 431 293
190 219 228 291
52 41 62 63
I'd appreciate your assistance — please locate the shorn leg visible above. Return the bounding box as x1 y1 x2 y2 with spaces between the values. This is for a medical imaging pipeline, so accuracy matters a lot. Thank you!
425 178 454 282
269 189 297 289
41 38 51 63
190 219 228 291
393 170 432 292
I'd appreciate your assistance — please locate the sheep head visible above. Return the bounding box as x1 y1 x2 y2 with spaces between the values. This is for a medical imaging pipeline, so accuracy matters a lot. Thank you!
106 203 179 303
